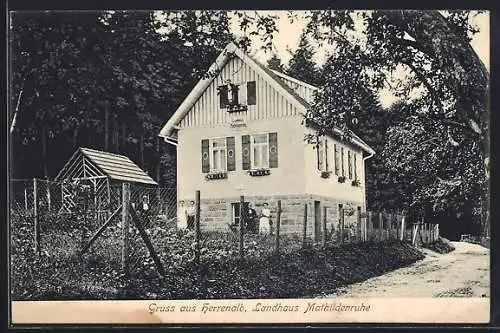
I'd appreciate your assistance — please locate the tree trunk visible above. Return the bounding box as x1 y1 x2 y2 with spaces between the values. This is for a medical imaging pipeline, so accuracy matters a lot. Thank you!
73 126 79 149
140 132 145 168
41 125 49 179
156 137 161 183
112 115 119 153
121 122 126 153
104 102 109 151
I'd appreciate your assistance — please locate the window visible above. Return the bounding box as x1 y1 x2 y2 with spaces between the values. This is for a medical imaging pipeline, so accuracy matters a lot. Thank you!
210 138 226 172
218 84 240 108
252 133 269 169
334 144 340 176
247 81 256 105
316 139 329 172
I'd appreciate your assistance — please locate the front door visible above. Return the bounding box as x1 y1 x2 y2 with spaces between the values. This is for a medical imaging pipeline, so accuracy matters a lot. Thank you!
231 202 249 228
314 201 321 241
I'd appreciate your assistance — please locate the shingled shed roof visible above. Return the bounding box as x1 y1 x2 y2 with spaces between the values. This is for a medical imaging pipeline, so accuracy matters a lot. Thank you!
55 147 158 185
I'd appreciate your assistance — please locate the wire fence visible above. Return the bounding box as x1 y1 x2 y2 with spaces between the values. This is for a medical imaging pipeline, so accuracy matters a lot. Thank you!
10 178 439 283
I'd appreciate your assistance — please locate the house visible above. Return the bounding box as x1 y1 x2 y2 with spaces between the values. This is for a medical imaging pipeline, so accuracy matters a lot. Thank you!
159 42 375 241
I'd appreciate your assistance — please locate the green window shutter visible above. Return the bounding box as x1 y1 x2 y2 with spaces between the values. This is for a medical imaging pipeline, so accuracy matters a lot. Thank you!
269 132 278 168
242 135 251 170
247 81 256 105
226 136 236 171
325 139 329 171
317 140 324 171
219 85 228 108
341 147 345 177
201 139 210 173
354 153 357 180
348 150 352 179
231 84 239 105
334 144 339 176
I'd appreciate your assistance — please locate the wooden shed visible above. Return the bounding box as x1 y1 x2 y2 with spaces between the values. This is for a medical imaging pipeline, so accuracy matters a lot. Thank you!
55 147 157 213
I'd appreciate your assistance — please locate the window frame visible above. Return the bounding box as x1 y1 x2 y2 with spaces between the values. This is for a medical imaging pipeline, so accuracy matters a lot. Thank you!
209 137 227 173
250 132 270 169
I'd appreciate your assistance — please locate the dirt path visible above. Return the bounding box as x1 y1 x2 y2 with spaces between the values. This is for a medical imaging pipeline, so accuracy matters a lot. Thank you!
325 242 490 298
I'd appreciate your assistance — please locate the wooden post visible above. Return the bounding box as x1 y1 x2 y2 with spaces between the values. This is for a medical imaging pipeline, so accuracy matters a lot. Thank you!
129 206 165 276
302 203 308 248
400 215 405 241
340 207 344 243
121 183 130 276
33 178 40 256
239 195 244 259
322 206 327 248
275 200 281 254
195 190 201 264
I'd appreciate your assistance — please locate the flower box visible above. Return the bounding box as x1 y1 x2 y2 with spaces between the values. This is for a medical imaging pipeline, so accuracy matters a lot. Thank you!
248 169 271 177
338 176 346 183
205 172 228 180
351 180 361 187
320 171 332 179
225 104 248 113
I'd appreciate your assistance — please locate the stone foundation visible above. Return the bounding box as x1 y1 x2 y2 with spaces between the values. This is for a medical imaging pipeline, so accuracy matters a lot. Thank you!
178 194 364 242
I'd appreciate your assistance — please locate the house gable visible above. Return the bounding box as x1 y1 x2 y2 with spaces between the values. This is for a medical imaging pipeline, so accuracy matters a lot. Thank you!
159 42 308 139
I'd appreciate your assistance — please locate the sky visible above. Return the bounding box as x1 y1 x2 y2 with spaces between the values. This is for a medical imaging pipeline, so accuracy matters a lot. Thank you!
227 10 490 107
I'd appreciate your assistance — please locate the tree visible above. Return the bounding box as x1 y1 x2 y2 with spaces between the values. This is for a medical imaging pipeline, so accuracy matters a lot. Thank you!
267 53 285 72
286 32 322 86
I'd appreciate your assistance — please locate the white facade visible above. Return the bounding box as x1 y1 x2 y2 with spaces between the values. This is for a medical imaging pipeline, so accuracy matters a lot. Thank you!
159 42 374 232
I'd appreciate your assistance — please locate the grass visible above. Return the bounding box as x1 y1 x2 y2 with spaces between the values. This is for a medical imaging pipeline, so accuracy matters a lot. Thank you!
10 218 425 300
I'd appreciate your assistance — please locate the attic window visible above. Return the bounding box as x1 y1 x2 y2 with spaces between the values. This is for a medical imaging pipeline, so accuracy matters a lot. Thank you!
218 83 247 112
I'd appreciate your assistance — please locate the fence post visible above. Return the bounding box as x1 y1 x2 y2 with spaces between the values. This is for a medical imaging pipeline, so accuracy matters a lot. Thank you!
239 195 244 259
322 206 327 248
121 183 130 277
195 190 201 264
356 209 362 242
340 207 344 243
275 200 281 254
33 178 40 256
24 188 28 210
302 203 308 248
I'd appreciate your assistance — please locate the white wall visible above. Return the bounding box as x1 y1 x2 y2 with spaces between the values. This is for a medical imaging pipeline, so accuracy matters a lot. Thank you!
177 116 306 201
303 127 366 204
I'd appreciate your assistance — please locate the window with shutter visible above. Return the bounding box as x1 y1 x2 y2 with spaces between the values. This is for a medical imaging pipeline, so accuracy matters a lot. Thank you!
247 81 256 105
251 133 269 169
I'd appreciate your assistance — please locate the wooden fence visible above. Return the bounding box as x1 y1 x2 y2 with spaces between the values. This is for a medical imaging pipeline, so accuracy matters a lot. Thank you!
364 211 439 245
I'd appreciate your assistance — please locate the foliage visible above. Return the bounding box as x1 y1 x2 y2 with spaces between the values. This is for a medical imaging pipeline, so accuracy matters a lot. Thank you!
11 211 425 300
267 53 285 72
424 237 456 254
286 32 322 86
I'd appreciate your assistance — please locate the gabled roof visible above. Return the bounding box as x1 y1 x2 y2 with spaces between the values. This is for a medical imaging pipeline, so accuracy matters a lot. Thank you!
158 41 375 155
56 147 158 185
